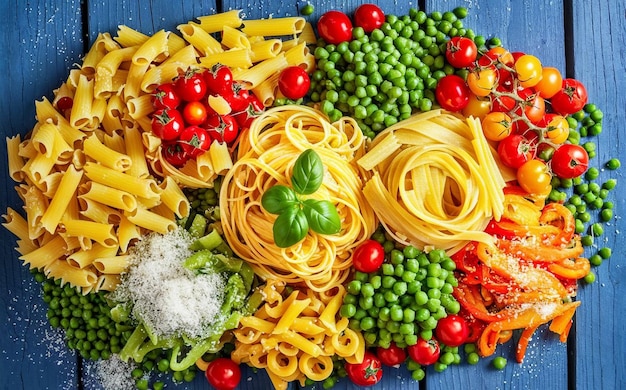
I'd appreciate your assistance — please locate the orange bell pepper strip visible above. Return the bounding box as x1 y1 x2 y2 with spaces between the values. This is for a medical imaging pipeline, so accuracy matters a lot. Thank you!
538 202 576 245
478 301 581 362
516 325 539 363
548 257 591 280
549 304 578 343
453 284 500 322
495 236 583 263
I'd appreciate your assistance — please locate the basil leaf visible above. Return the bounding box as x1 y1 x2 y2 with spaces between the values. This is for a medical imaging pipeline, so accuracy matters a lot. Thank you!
302 199 341 235
273 207 309 248
261 185 298 214
291 149 324 195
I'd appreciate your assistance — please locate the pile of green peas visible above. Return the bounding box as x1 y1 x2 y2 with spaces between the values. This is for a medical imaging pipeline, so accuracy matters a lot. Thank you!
553 102 619 283
308 7 476 138
340 240 460 350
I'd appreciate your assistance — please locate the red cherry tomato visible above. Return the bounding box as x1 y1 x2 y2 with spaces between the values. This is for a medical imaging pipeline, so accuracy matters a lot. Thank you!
179 125 212 157
550 78 588 115
345 351 383 387
205 358 241 390
352 239 385 273
175 69 208 102
407 337 440 366
435 315 470 347
353 4 385 33
497 134 536 169
445 37 478 68
151 108 185 141
233 94 265 129
223 83 251 113
182 101 209 125
278 66 311 100
550 143 589 179
56 96 74 111
317 11 353 45
151 83 181 110
204 63 234 95
206 114 240 144
435 75 470 112
162 142 190 167
376 342 407 366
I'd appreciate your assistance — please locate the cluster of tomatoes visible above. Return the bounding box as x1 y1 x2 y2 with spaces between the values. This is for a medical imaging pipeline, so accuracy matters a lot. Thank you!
436 37 590 195
150 65 264 167
316 4 386 44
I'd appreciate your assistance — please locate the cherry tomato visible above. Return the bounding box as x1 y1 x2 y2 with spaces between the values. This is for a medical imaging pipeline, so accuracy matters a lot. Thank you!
491 94 516 113
497 134 536 169
151 108 185 141
435 315 469 347
481 112 512 141
407 337 440 366
514 54 543 88
376 342 407 367
175 69 208 102
534 67 563 99
550 144 589 179
462 93 491 120
233 94 265 129
345 351 383 387
550 78 588 115
151 83 181 110
435 75 470 112
205 358 241 390
540 114 569 145
519 90 546 124
445 37 478 68
352 239 385 273
182 101 209 125
204 63 234 95
179 125 212 157
56 96 74 111
162 141 190 167
353 4 385 33
517 159 552 195
317 11 353 45
206 114 240 144
478 46 514 67
278 66 311 100
467 67 498 97
223 83 251 113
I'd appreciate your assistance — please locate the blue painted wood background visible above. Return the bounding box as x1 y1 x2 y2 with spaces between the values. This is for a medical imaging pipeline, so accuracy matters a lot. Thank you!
1 0 624 389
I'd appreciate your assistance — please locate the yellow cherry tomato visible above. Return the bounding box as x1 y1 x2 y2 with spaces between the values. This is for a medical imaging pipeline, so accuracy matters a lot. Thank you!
462 93 492 120
481 112 512 141
517 159 552 195
545 115 570 144
514 54 543 88
534 67 563 99
467 68 498 97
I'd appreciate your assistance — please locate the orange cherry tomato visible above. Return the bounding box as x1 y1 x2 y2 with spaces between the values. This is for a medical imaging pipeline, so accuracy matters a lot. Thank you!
462 93 492 120
544 115 570 144
482 112 513 141
467 68 498 97
514 54 543 88
517 159 552 195
534 67 563 99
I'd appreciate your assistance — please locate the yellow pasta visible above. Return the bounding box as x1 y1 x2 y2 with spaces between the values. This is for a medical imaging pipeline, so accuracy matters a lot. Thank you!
177 22 223 56
158 176 190 218
62 219 118 249
240 17 306 36
83 162 161 200
221 105 376 292
83 133 132 171
78 197 122 225
40 164 84 233
125 206 176 234
92 254 130 274
66 243 118 269
232 281 364 389
79 181 138 212
358 110 508 255
199 48 252 70
232 53 288 89
6 135 25 181
195 10 243 33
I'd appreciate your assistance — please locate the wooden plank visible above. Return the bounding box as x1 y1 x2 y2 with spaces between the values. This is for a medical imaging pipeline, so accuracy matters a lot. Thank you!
570 1 626 389
0 1 84 389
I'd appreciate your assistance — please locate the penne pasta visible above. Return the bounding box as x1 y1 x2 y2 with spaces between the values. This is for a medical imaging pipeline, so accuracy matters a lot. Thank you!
40 164 83 234
240 17 306 36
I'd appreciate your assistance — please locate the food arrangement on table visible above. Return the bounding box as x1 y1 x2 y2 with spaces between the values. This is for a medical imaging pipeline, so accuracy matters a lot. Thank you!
2 3 618 390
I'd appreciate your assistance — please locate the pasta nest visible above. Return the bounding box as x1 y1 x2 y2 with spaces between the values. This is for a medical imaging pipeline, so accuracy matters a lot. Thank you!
358 109 512 255
220 105 378 292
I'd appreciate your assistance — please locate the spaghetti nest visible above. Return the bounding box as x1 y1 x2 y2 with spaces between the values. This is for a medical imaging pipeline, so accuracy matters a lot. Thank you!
220 105 378 291
358 109 512 255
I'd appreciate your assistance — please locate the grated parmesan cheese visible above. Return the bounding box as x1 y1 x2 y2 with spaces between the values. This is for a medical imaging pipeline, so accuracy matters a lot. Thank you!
112 227 226 339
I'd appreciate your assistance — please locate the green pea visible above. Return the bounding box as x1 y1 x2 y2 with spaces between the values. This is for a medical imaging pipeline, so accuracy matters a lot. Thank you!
492 356 507 370
606 158 621 170
601 208 613 222
598 247 612 259
340 304 357 318
589 254 603 266
467 351 480 365
584 271 596 284
590 223 604 236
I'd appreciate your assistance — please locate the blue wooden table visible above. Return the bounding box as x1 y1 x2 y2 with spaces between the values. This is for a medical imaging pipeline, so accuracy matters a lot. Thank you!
1 0 624 389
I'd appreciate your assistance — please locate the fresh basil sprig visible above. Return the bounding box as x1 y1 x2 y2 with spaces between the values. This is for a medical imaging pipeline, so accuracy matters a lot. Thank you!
261 149 341 248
